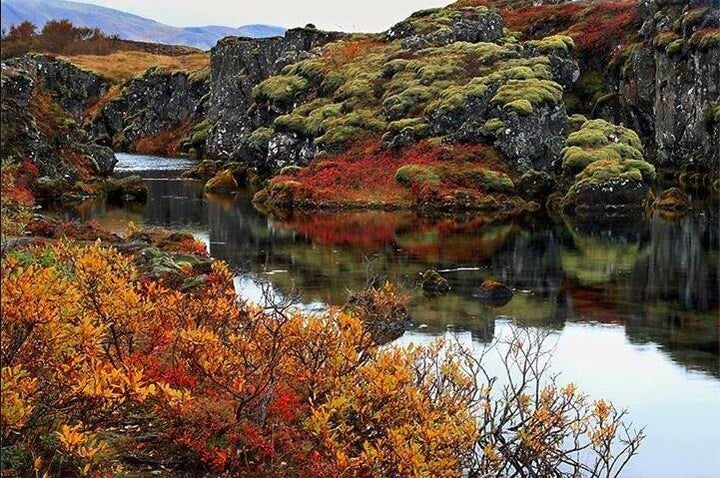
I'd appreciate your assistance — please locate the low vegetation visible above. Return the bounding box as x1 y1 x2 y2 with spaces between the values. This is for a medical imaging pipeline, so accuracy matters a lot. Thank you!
61 51 210 83
1 241 644 477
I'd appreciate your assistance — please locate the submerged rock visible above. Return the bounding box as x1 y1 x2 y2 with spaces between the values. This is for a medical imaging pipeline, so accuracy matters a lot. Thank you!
420 269 450 295
653 187 690 212
477 280 513 306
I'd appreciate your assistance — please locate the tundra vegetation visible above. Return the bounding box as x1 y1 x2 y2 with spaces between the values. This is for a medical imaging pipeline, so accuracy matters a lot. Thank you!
1 241 644 477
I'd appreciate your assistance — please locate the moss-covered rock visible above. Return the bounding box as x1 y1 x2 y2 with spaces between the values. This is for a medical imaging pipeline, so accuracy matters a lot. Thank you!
420 269 450 295
395 165 441 186
252 74 310 107
562 158 656 220
653 187 690 212
561 119 645 174
204 169 239 194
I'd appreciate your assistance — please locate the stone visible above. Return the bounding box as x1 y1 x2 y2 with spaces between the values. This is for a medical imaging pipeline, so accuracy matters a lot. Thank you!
477 280 513 306
420 269 450 295
181 159 219 180
105 175 149 202
653 187 690 211
204 169 239 194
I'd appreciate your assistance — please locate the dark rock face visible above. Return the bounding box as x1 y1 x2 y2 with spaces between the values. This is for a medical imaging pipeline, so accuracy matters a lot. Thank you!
493 105 570 171
564 176 650 221
266 132 317 169
609 0 720 168
30 54 110 118
205 27 344 161
653 45 719 167
0 55 117 186
89 67 209 151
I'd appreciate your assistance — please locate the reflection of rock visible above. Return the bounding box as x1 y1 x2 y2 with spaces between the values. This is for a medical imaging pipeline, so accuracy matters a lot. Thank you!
420 269 450 295
653 187 690 212
560 221 650 285
477 280 513 306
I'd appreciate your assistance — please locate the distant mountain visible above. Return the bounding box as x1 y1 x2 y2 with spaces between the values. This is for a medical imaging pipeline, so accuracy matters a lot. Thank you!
0 0 286 50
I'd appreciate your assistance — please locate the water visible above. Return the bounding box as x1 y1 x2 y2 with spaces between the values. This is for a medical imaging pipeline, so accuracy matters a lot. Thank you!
51 153 720 477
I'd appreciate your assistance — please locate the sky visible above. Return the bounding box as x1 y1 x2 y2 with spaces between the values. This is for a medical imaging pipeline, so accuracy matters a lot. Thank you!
80 0 450 32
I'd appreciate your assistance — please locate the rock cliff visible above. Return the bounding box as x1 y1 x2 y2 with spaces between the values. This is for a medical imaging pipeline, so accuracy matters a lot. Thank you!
607 0 719 168
88 67 210 156
1 55 117 196
204 27 344 161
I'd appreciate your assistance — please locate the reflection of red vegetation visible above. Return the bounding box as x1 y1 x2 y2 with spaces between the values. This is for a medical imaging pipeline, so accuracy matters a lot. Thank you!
270 139 504 206
398 218 514 263
563 280 625 325
271 210 514 262
132 120 191 156
273 212 408 252
501 0 639 55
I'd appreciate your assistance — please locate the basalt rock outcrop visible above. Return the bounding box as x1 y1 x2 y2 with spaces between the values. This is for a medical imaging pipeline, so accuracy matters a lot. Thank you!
88 67 210 155
604 0 719 169
204 27 345 162
1 55 117 194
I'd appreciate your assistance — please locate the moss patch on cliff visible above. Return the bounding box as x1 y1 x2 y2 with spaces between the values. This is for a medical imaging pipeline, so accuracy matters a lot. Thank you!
561 119 645 174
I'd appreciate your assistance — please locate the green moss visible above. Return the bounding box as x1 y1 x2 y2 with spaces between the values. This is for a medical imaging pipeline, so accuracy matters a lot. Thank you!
526 35 575 54
562 119 644 173
282 58 326 83
403 6 495 35
689 29 720 50
491 78 563 111
653 32 680 49
320 71 348 95
484 118 505 131
245 127 274 155
666 39 685 55
395 165 440 186
383 85 437 118
188 68 210 85
575 158 656 185
442 168 515 193
253 74 309 106
567 114 587 132
274 99 343 136
504 99 534 115
387 117 430 136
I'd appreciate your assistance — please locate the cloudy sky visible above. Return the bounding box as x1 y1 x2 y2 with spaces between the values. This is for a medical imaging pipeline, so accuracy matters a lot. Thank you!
81 0 449 32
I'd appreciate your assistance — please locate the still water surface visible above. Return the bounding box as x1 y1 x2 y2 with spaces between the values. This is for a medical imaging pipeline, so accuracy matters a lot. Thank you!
53 153 720 478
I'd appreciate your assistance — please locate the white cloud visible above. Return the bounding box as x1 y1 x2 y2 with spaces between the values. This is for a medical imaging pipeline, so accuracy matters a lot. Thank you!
78 0 450 32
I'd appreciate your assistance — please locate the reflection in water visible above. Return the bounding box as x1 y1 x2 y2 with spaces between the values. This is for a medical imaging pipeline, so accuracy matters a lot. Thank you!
49 155 720 478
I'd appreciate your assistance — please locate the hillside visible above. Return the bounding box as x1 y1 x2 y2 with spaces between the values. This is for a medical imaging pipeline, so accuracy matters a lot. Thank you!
0 0 286 49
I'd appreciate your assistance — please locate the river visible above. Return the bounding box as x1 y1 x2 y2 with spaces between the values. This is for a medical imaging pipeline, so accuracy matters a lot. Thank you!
51 153 720 478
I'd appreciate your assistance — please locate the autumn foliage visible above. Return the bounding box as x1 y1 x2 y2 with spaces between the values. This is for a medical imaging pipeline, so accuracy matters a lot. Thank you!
501 0 640 56
1 241 643 477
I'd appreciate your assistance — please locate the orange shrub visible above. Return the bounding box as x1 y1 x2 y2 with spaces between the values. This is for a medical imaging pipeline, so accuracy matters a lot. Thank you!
1 242 643 477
